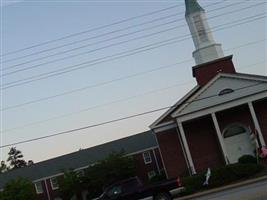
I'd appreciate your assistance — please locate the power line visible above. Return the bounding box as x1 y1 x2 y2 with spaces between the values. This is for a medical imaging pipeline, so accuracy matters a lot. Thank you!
2 13 266 89
1 82 265 149
0 106 174 148
1 81 195 133
1 59 265 134
0 4 183 57
3 0 254 71
2 0 227 64
2 38 265 111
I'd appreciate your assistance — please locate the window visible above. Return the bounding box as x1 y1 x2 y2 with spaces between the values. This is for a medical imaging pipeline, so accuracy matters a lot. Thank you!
142 151 152 164
148 171 156 180
50 177 59 190
223 124 247 138
218 88 234 96
34 181 43 194
76 169 85 177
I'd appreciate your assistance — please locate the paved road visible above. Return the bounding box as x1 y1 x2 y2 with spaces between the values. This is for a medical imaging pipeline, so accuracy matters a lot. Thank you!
176 179 267 200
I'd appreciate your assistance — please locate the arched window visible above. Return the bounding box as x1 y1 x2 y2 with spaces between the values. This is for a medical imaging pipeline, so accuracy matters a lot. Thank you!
223 124 247 138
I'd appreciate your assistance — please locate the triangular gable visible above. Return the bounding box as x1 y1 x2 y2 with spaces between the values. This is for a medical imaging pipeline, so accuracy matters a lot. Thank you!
149 85 200 129
171 73 267 118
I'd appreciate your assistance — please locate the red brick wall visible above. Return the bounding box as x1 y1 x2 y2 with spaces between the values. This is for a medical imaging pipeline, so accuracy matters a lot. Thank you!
44 178 61 199
192 56 236 86
154 148 164 172
156 128 188 178
133 148 163 183
35 181 49 200
216 105 255 136
183 116 225 172
253 98 267 143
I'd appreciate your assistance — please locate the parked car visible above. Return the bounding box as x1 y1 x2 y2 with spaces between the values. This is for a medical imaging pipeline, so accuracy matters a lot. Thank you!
94 176 184 200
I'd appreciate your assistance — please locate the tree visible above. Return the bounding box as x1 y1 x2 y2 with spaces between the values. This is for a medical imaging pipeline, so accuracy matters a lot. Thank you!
7 147 27 169
0 177 36 200
84 151 136 199
0 161 8 173
58 170 83 200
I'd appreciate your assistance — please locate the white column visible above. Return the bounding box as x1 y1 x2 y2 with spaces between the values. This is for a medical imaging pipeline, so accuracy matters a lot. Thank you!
211 113 229 164
177 121 196 175
152 149 160 174
248 102 266 146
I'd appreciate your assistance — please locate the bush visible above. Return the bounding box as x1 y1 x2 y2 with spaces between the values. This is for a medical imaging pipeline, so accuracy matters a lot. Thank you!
149 173 166 183
238 155 257 164
181 172 206 195
1 177 36 200
181 163 265 195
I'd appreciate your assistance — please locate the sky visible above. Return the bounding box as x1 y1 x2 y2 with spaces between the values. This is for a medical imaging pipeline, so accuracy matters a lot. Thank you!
0 0 266 163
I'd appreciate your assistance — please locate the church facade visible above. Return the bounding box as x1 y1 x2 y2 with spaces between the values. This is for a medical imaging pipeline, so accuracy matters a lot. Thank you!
150 0 267 178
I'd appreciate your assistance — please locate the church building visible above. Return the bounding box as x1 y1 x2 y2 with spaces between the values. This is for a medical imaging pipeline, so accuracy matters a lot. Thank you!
150 0 267 178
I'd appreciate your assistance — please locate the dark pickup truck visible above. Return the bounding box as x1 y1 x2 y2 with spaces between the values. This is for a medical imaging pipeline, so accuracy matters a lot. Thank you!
94 176 184 200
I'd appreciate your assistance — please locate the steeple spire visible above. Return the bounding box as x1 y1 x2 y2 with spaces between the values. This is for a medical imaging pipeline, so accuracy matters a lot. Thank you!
185 0 204 16
185 0 224 65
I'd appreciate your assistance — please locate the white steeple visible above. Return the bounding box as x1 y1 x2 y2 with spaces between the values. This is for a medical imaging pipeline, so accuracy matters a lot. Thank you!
185 0 224 65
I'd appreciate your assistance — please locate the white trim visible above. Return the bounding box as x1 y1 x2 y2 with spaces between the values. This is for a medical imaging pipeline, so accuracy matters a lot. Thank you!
44 180 51 200
211 113 229 164
248 102 266 146
34 181 43 194
150 85 199 128
126 146 158 156
142 151 152 164
178 91 267 122
153 123 177 133
152 149 160 174
172 73 223 117
177 121 196 175
172 73 267 118
175 126 190 174
50 177 59 190
152 130 169 179
33 173 64 183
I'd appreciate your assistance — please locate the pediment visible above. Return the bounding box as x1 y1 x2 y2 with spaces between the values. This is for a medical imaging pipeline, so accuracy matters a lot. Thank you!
171 73 267 117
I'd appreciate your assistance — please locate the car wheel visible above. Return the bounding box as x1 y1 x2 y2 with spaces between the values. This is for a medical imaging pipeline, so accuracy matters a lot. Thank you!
154 192 172 200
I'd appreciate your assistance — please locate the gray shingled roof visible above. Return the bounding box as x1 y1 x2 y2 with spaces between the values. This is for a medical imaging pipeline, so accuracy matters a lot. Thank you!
0 131 157 188
185 0 204 16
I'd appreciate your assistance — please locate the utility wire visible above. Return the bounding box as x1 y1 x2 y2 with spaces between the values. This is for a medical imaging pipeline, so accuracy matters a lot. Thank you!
0 106 174 148
3 0 256 71
1 81 195 133
1 82 265 149
1 59 265 134
0 4 183 57
2 13 266 89
1 38 265 111
2 0 227 64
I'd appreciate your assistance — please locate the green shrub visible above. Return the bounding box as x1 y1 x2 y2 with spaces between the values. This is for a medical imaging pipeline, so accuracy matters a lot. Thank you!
210 163 264 187
238 155 257 164
181 172 206 195
149 173 166 183
181 163 265 195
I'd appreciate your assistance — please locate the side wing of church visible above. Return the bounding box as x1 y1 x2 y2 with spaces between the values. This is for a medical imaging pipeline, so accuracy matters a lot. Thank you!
150 0 267 178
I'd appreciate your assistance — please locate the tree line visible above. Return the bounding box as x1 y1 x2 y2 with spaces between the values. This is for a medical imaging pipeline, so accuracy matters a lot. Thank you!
0 149 136 200
0 147 33 173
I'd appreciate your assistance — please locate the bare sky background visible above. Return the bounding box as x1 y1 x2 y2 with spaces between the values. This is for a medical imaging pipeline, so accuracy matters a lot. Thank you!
0 0 266 163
